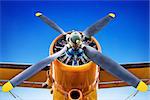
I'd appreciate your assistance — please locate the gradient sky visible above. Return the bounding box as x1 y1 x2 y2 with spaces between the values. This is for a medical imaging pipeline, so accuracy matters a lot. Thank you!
0 0 149 64
0 1 149 100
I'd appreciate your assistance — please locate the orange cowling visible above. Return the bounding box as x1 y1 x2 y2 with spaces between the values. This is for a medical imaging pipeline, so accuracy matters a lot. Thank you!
50 34 101 100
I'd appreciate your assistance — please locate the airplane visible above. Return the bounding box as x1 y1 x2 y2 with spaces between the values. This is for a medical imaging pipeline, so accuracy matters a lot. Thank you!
1 12 149 100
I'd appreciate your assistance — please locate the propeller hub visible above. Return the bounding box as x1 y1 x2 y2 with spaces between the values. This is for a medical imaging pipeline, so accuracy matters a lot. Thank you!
67 31 82 48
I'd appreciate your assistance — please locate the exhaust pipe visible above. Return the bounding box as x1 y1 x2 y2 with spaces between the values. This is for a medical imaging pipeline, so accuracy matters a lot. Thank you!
68 89 83 100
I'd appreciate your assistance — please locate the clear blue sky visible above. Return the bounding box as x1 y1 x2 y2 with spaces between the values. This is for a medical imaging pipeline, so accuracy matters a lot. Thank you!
0 1 149 100
0 0 149 64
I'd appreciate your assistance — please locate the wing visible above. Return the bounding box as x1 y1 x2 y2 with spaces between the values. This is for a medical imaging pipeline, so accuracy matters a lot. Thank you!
0 63 48 88
0 62 149 89
98 62 150 89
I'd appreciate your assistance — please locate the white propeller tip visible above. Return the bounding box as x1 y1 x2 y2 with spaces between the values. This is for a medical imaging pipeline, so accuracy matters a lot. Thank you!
35 12 42 17
108 13 116 18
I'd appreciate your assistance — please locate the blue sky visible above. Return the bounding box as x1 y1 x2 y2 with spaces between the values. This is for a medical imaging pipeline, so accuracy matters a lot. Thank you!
0 1 149 100
0 0 149 64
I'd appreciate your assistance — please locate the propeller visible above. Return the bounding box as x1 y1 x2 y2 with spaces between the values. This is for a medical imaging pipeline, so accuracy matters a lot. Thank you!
83 45 148 92
2 11 148 93
83 13 115 37
2 45 68 92
35 12 65 34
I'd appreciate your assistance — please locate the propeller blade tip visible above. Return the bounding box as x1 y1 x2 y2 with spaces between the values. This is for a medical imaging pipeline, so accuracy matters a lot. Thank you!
108 13 115 18
136 81 148 92
2 81 14 92
35 12 42 17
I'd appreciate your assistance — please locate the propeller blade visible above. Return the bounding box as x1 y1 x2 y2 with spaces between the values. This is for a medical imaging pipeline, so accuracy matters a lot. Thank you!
83 45 148 92
83 13 115 37
2 45 68 92
35 12 65 34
